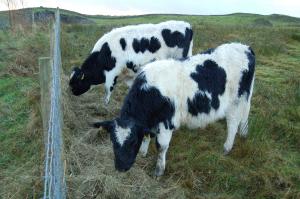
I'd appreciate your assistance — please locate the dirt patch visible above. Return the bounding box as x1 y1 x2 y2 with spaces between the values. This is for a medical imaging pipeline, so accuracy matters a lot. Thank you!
4 64 35 77
61 74 186 198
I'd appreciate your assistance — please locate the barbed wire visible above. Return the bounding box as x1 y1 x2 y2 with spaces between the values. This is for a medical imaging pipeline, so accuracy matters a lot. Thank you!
43 8 66 199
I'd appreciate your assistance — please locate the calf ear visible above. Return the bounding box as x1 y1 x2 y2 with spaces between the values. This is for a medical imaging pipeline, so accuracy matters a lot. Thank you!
71 67 84 79
93 120 115 133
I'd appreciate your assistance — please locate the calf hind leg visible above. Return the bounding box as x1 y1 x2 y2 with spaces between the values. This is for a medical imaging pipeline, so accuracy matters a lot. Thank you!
224 110 241 155
239 102 250 138
239 119 248 138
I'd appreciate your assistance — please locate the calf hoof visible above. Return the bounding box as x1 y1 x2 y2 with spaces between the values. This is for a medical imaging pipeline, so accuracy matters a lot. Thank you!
139 150 148 158
240 134 248 140
223 149 230 155
104 98 110 105
223 146 232 155
223 142 233 155
154 166 164 177
139 144 149 158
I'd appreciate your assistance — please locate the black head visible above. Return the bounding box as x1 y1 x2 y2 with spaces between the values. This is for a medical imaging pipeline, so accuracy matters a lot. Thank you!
93 119 144 172
69 42 116 96
69 67 92 96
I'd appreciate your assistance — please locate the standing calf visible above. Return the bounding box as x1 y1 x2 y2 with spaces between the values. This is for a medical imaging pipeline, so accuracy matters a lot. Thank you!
69 20 193 104
94 43 256 176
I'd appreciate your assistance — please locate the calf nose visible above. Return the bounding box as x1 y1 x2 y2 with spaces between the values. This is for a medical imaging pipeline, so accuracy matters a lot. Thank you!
115 162 131 172
117 168 127 172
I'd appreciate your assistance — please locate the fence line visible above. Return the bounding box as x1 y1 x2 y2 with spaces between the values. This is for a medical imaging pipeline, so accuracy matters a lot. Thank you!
41 8 66 199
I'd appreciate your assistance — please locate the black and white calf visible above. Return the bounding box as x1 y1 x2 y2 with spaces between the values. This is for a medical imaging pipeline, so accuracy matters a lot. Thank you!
69 20 193 104
94 43 255 176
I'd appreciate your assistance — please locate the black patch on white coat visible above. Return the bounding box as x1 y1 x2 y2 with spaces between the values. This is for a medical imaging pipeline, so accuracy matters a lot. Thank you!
187 92 211 114
110 76 119 92
113 76 118 86
187 60 227 115
238 47 256 100
120 73 175 130
83 42 116 73
120 38 126 50
69 42 116 95
161 28 193 58
126 61 138 73
132 37 161 54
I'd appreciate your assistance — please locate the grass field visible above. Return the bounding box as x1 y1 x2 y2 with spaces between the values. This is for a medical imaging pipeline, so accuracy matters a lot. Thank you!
0 29 49 197
0 8 299 198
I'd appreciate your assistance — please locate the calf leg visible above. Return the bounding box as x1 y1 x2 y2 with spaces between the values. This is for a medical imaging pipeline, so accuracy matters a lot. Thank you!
139 135 151 157
104 73 118 104
239 119 248 138
155 125 173 176
224 110 241 155
104 85 112 104
239 102 251 138
187 40 193 57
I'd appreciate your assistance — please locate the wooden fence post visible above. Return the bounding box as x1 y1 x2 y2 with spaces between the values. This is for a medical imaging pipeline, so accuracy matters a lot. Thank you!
39 57 51 146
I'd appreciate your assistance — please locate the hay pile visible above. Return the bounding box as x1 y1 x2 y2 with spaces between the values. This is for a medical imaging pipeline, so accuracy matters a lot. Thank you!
61 73 186 198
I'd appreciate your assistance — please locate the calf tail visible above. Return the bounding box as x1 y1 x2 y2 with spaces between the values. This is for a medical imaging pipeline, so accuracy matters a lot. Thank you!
247 46 256 71
237 46 256 100
182 28 194 58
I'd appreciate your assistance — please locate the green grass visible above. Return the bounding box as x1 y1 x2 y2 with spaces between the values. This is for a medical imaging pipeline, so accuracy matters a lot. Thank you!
0 8 300 198
0 28 48 198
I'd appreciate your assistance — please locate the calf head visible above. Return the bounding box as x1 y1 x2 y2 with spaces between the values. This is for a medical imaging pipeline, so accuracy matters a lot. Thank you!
69 67 93 95
69 42 116 96
94 119 145 172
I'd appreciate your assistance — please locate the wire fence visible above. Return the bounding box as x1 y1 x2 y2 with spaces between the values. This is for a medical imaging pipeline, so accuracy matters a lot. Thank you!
41 8 66 199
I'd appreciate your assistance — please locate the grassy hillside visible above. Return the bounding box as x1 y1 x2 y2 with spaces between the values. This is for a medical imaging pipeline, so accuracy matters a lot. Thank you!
89 13 300 27
0 8 299 198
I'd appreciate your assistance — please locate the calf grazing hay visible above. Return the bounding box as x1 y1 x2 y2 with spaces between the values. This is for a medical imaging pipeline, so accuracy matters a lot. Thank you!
61 74 186 198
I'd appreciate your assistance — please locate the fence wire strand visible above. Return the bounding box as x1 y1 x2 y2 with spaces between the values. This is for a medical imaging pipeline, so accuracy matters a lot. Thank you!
43 8 66 199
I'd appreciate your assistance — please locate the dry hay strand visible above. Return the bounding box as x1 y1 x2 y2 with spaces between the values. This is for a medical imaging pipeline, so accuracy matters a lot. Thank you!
3 64 35 77
61 73 186 198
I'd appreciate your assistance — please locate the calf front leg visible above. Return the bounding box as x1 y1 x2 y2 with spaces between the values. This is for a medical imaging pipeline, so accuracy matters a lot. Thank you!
139 134 151 157
155 125 173 177
104 74 118 105
104 85 112 104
